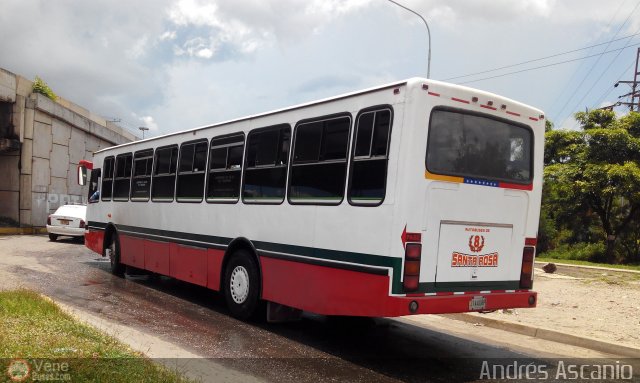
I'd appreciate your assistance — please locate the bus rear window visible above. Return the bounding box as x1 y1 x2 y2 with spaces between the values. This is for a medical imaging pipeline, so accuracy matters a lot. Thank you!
426 109 532 184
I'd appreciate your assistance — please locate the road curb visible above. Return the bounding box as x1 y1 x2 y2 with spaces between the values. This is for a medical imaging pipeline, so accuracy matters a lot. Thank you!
535 260 640 274
0 227 47 235
442 313 640 357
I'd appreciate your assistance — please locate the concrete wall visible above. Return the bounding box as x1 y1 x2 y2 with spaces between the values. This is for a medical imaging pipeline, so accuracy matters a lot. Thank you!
0 68 136 227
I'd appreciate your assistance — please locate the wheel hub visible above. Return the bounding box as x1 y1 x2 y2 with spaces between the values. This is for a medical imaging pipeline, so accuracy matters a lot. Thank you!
230 266 250 304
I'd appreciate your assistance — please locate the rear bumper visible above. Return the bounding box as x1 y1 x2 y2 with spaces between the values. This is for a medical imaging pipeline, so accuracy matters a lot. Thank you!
378 290 536 317
46 225 84 237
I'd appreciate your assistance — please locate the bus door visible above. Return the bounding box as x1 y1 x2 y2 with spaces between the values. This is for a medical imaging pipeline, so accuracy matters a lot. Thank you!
424 107 533 290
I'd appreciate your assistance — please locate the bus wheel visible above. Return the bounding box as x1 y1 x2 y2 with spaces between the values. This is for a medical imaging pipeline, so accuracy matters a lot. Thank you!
48 234 58 241
106 232 125 277
224 250 261 320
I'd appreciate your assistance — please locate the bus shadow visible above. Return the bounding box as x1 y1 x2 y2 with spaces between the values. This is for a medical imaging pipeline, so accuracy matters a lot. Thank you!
81 260 547 382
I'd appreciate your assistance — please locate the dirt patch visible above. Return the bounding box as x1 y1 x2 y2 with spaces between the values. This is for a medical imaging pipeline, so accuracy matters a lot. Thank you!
469 267 640 349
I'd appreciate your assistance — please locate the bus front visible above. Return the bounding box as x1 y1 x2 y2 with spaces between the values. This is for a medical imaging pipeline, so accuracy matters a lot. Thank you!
396 81 543 315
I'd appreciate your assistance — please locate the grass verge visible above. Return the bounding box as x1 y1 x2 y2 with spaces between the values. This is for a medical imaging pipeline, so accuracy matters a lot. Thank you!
0 289 194 382
536 256 640 272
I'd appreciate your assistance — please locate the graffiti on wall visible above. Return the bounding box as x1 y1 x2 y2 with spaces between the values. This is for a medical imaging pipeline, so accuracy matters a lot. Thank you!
46 193 85 212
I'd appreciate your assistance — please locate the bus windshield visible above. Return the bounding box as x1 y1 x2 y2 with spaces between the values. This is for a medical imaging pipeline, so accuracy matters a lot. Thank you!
426 108 533 184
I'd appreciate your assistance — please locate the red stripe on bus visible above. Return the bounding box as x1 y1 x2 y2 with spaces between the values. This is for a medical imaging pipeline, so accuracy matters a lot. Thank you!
171 243 208 287
451 97 470 104
144 239 170 275
506 111 521 117
118 236 225 291
260 256 391 316
260 256 537 316
120 235 145 269
428 92 441 97
85 229 104 256
529 117 539 121
480 105 497 111
206 248 225 291
498 182 533 191
113 235 538 316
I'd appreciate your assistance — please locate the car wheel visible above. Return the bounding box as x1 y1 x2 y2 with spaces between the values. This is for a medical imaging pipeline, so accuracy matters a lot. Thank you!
224 250 262 320
48 234 58 241
106 232 125 277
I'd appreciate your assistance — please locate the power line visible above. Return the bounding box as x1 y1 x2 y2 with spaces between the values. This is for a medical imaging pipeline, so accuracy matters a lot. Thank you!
553 0 640 122
569 29 640 116
549 0 627 119
591 61 634 108
443 31 640 82
454 42 640 85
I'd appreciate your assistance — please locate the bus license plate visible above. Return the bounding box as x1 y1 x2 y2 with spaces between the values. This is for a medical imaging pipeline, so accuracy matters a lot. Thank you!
58 219 71 225
469 296 486 311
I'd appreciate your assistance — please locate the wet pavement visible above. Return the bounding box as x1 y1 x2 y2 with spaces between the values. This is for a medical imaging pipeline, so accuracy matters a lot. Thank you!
1 235 637 382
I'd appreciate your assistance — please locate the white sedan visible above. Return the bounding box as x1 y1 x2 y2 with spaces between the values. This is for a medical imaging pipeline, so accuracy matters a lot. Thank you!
46 204 87 241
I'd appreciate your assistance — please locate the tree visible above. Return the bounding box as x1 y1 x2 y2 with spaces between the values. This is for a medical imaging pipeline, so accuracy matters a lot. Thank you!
543 110 640 263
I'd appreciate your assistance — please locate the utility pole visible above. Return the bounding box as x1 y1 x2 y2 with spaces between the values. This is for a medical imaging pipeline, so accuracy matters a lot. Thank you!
611 48 640 111
138 126 149 139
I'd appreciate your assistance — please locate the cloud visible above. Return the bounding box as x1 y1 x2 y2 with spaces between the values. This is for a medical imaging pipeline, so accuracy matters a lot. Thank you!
0 0 636 138
294 74 362 94
165 0 372 60
140 115 159 131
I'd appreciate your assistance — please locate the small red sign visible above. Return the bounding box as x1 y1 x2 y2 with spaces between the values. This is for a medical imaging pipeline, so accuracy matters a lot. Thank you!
401 225 422 247
451 252 499 267
468 235 485 253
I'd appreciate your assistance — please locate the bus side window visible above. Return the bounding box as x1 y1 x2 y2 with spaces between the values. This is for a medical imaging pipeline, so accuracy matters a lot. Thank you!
113 153 133 201
131 149 153 202
242 124 290 204
101 157 115 201
88 168 101 203
206 133 244 203
348 108 392 206
289 115 351 204
151 145 178 202
176 140 208 202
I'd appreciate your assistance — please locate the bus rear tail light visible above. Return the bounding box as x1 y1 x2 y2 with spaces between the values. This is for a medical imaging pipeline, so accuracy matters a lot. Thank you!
403 243 422 292
520 246 535 289
47 215 51 225
79 220 85 228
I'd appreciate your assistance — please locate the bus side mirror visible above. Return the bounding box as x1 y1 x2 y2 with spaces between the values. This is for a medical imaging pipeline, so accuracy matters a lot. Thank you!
78 166 87 186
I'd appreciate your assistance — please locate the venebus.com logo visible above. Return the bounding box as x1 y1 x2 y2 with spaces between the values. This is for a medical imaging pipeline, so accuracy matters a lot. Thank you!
7 359 30 382
6 359 72 382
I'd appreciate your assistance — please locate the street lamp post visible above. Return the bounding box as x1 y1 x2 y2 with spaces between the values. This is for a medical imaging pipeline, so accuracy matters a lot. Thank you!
139 126 149 139
387 0 431 78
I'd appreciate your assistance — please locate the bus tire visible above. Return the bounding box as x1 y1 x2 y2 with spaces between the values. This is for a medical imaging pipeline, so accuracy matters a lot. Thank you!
48 234 58 241
224 250 261 320
106 231 125 278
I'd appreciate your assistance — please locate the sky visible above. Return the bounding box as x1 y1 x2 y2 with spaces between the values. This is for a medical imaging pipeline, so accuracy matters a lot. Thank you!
2 0 640 138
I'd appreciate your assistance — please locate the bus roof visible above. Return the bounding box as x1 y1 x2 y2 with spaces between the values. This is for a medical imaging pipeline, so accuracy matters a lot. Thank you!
96 77 543 154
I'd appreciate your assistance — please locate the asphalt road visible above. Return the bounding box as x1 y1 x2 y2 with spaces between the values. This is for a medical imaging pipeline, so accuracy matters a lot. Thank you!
1 235 637 383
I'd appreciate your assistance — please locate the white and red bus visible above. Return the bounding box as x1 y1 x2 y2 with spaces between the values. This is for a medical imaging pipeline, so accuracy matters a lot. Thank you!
78 78 543 320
